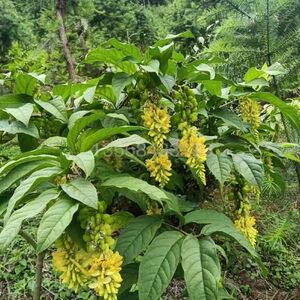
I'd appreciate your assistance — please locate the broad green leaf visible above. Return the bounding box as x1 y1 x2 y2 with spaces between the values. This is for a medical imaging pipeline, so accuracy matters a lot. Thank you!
250 92 300 134
14 73 39 95
201 223 258 258
4 166 62 223
202 80 222 96
116 216 162 265
0 161 54 195
79 126 145 152
112 72 132 99
138 231 183 300
0 189 60 250
85 48 124 64
196 64 215 80
102 113 129 127
266 63 286 76
35 98 68 123
232 153 264 187
206 152 233 186
61 178 98 209
243 67 265 83
158 74 175 93
154 30 194 46
95 134 150 156
65 151 95 178
67 111 106 152
0 154 59 175
184 209 233 226
40 136 67 148
4 103 34 126
211 110 248 131
0 120 39 138
106 38 142 62
101 175 177 209
181 236 221 300
0 94 33 109
83 86 96 103
68 110 90 130
37 197 79 253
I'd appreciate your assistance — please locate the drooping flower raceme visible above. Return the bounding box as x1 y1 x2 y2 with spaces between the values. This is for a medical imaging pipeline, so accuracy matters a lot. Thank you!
88 250 123 300
240 98 261 129
142 103 171 150
145 152 172 187
179 123 208 184
234 200 258 246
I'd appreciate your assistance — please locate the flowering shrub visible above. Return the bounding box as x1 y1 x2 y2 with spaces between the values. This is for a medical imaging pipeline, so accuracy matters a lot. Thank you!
0 35 299 299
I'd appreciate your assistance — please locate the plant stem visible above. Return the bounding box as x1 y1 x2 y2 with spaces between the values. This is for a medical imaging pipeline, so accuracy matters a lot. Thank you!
162 222 188 235
33 252 46 300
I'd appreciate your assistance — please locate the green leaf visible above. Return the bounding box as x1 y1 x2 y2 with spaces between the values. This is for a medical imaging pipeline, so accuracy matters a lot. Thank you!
232 153 264 187
102 113 129 127
266 63 287 76
201 223 258 258
4 103 34 126
206 152 233 186
154 30 194 46
35 98 68 123
112 72 132 100
0 161 50 195
14 73 40 95
79 126 145 152
65 151 95 178
37 197 79 253
184 209 233 226
4 166 62 223
196 64 215 80
67 111 106 152
0 154 59 175
0 120 39 138
250 92 300 135
0 189 60 250
138 231 183 300
0 94 33 109
101 175 175 208
40 136 67 148
211 110 248 131
61 178 98 209
181 236 221 300
202 80 222 96
95 134 150 156
116 216 162 265
244 67 265 83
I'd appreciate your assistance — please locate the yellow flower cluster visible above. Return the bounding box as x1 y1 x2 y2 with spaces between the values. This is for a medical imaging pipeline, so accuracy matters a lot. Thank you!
52 237 91 292
89 250 123 300
53 203 123 298
145 152 172 187
240 98 261 129
142 103 171 149
179 124 208 184
142 102 172 186
234 201 258 246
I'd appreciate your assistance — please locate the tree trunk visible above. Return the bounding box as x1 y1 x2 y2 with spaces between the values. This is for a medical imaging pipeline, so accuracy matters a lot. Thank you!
55 0 76 82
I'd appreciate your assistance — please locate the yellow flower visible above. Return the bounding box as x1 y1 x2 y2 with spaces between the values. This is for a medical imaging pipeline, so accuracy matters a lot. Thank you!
179 125 207 184
146 152 172 187
240 98 261 129
52 246 90 292
88 251 123 300
235 215 258 246
142 103 170 149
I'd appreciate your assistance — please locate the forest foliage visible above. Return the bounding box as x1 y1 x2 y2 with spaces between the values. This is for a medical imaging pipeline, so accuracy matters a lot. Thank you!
0 1 299 300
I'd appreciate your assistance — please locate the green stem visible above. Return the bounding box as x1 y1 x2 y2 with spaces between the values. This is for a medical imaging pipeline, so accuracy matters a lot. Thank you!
162 222 188 235
33 252 46 300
